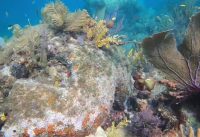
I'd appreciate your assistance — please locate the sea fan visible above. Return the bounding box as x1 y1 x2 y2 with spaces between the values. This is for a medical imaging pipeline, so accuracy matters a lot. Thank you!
142 12 200 101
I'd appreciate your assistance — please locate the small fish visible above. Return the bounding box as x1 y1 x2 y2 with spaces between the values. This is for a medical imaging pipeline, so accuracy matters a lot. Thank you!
195 6 200 10
128 48 134 57
5 11 8 17
179 4 187 7
8 25 14 30
66 71 71 78
73 65 79 72
112 17 116 21
35 8 40 18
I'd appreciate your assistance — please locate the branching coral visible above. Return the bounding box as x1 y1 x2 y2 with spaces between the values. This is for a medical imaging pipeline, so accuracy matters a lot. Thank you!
84 20 122 48
142 12 200 101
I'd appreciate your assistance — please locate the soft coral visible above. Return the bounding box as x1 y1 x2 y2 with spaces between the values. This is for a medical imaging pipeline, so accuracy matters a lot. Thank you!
142 12 200 101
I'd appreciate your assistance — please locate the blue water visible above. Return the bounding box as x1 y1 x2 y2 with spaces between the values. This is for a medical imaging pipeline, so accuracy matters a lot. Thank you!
0 0 199 40
0 0 85 37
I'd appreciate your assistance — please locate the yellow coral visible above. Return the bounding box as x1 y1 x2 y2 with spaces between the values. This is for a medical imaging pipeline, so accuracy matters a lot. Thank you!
84 20 121 48
106 118 130 137
96 36 121 48
0 113 7 122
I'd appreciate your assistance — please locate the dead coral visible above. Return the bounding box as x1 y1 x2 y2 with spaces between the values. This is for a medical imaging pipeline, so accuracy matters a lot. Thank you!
142 12 200 101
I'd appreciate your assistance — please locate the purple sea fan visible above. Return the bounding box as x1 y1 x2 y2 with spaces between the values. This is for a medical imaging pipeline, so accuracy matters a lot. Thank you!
142 12 200 101
127 109 162 137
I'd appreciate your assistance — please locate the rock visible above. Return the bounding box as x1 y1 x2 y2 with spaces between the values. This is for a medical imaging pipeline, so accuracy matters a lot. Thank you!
1 42 131 136
134 80 145 91
11 64 29 79
125 97 137 111
137 90 151 99
112 84 128 111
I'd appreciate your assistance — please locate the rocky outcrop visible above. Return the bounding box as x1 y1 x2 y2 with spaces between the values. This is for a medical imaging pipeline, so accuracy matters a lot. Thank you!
0 26 131 137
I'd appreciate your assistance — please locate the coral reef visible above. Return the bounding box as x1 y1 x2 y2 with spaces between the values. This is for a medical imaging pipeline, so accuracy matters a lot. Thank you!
141 11 200 137
42 0 93 33
42 1 122 48
0 1 132 136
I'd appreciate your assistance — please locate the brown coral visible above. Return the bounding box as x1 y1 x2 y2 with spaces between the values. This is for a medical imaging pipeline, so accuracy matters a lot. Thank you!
64 10 93 32
42 1 94 33
42 0 68 29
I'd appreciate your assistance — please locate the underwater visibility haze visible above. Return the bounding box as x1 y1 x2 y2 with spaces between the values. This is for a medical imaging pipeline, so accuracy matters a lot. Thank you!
1 0 200 137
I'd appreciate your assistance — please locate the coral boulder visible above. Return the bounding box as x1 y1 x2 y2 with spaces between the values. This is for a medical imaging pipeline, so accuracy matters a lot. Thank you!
0 26 131 137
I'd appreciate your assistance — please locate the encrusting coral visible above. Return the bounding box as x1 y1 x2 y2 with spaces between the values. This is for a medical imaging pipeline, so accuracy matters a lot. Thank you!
142 12 200 101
